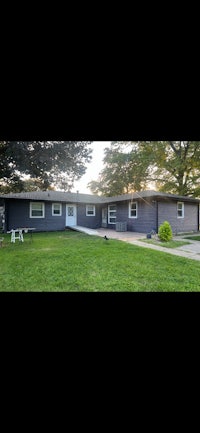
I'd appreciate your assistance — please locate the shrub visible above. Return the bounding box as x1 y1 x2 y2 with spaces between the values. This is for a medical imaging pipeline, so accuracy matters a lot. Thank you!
158 221 173 242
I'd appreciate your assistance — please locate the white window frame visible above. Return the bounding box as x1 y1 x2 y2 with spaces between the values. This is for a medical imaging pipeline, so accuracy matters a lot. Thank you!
52 203 62 216
86 205 96 217
177 202 184 218
30 202 45 218
108 204 116 224
129 201 138 218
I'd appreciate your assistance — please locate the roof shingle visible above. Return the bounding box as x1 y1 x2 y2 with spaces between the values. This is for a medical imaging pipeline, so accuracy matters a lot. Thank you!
0 190 199 203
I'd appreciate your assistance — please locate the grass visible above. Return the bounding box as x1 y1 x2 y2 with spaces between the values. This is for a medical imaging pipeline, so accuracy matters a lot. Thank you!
140 239 191 248
1 231 200 292
176 232 199 236
183 236 200 241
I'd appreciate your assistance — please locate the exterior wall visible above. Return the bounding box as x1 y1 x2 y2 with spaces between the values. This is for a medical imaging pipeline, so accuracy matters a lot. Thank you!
107 200 157 233
4 197 199 234
128 200 157 233
158 201 199 233
107 201 126 230
106 199 199 234
6 200 66 232
0 204 4 232
5 200 102 232
77 203 102 229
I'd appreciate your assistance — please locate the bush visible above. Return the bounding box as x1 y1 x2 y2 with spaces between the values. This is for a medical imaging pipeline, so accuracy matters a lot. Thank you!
158 221 173 242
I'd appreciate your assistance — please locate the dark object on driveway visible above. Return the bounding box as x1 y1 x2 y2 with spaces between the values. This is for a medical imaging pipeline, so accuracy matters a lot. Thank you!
146 233 151 239
104 235 109 241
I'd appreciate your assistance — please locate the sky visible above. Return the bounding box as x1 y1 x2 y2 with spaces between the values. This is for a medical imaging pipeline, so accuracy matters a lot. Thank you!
73 141 111 194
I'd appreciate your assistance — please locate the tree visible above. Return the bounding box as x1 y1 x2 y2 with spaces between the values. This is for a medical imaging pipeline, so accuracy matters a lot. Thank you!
0 141 92 192
150 141 200 197
88 142 150 196
0 141 24 192
88 141 200 197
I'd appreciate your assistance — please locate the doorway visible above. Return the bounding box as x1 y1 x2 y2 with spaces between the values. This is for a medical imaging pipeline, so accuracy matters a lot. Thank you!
102 207 107 228
66 204 77 227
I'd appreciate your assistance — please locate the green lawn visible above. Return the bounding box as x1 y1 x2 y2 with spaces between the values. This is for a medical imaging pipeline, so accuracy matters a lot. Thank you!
140 239 191 248
1 231 200 292
183 236 200 241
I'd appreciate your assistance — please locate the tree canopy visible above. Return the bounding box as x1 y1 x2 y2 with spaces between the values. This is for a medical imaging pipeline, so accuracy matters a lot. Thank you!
151 141 200 196
88 141 200 197
0 141 92 192
88 142 149 196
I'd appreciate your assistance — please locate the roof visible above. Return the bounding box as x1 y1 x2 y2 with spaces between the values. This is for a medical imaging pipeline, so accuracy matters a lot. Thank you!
0 191 105 204
103 190 200 203
0 190 199 203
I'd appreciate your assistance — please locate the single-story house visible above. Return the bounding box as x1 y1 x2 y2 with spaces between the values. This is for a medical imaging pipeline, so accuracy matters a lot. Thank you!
0 190 199 234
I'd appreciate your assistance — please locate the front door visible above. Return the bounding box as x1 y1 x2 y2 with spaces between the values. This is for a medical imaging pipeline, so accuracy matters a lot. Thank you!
66 204 77 227
102 207 107 228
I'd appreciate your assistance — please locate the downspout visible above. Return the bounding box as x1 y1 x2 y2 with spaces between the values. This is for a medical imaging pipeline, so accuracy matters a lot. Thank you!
198 202 200 232
156 201 159 233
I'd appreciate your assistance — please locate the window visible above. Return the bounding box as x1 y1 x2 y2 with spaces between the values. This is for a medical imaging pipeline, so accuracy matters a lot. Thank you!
177 202 184 218
30 202 45 218
108 204 116 224
86 205 96 216
68 207 74 216
129 201 138 218
52 203 62 216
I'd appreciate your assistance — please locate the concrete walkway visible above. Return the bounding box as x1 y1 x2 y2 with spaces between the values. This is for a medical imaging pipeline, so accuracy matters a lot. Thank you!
95 228 200 262
70 226 100 236
71 226 200 262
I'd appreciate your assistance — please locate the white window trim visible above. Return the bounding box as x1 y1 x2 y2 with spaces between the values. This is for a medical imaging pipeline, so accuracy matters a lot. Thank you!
30 202 45 218
108 204 116 224
129 201 138 219
52 203 62 216
86 205 96 217
177 202 184 218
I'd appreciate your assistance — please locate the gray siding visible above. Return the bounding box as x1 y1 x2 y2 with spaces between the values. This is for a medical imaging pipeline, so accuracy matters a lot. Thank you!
77 204 102 229
6 200 102 232
106 199 199 234
158 201 199 233
127 200 157 233
6 200 66 232
4 197 199 234
107 200 157 233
